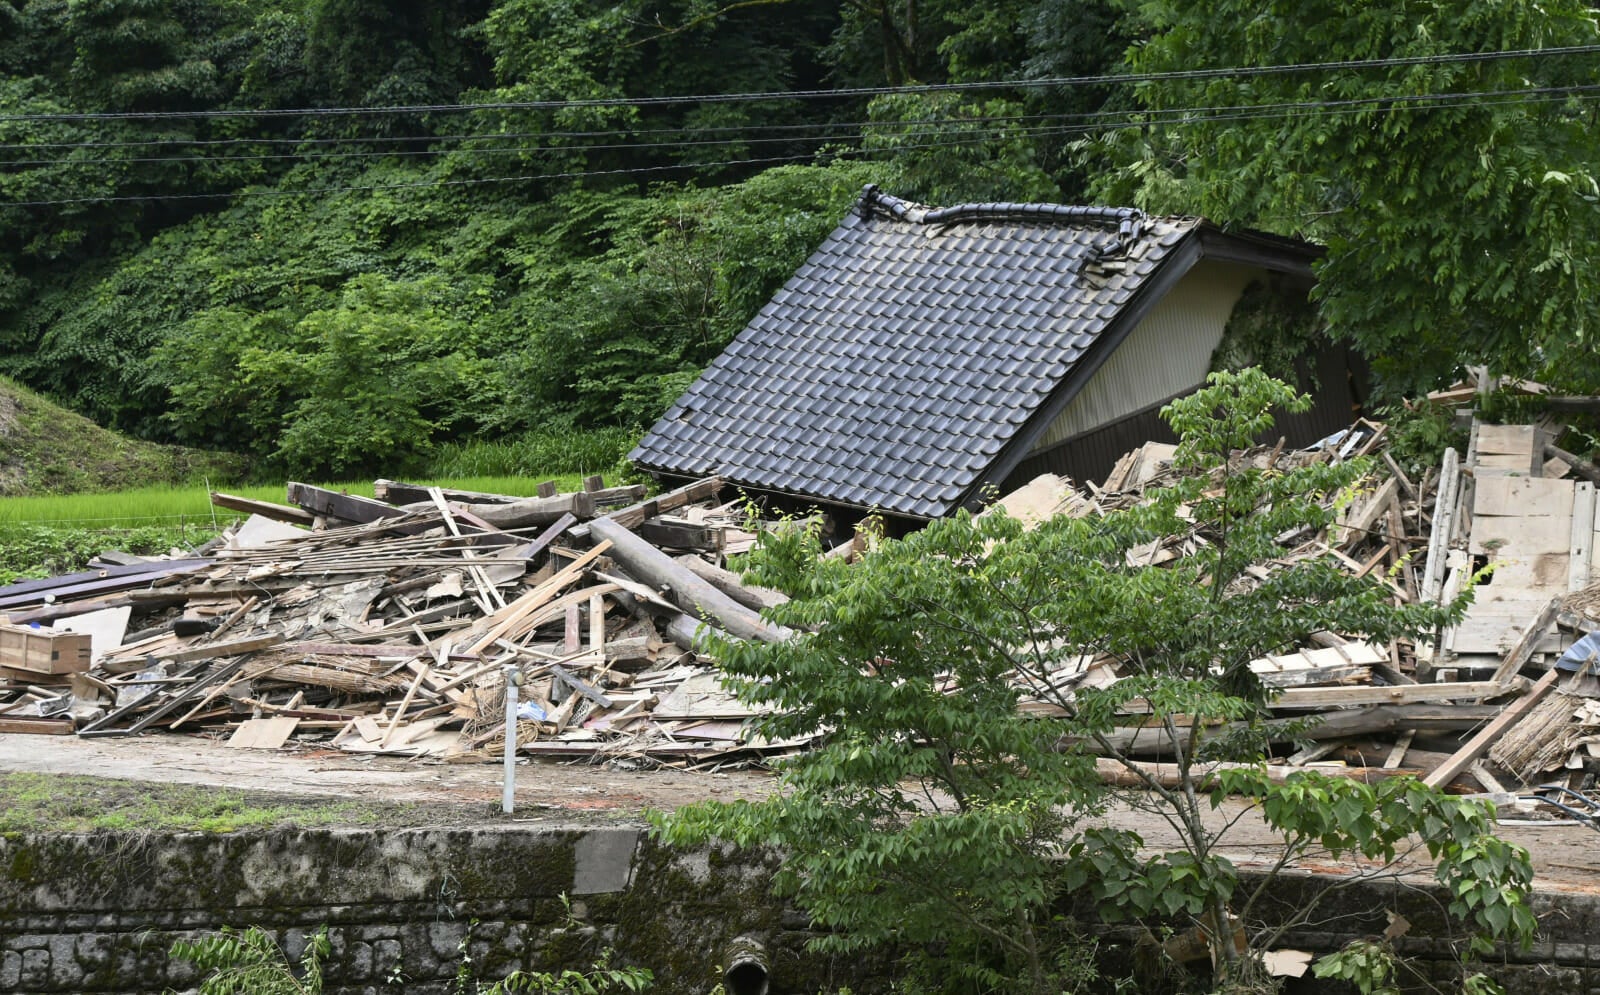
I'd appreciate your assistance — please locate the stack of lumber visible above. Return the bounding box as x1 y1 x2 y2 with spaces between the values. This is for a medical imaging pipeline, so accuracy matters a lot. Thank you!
0 475 804 767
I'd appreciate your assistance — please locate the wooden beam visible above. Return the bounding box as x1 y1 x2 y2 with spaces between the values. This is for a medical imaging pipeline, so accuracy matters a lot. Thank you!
286 482 417 528
1423 667 1562 788
210 492 315 526
636 519 719 551
571 477 724 539
1489 596 1564 684
1272 680 1521 709
675 555 789 611
457 492 596 529
373 480 520 505
588 517 791 643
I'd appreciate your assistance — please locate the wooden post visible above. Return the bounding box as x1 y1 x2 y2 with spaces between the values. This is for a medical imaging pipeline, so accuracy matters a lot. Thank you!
588 518 792 643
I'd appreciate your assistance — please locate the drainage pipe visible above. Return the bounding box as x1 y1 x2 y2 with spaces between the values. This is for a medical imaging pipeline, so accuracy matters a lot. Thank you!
722 934 769 995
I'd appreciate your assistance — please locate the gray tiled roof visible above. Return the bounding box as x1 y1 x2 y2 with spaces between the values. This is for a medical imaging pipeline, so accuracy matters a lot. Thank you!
629 186 1200 518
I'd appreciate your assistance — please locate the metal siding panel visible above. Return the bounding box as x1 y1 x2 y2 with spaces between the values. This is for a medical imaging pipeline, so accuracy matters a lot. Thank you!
1032 260 1255 451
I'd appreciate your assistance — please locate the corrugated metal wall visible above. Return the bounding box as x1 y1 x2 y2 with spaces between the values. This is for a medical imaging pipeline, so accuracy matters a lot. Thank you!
1031 259 1257 451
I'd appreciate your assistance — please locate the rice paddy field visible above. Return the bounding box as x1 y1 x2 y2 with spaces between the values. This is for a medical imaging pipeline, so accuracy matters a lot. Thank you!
0 475 592 528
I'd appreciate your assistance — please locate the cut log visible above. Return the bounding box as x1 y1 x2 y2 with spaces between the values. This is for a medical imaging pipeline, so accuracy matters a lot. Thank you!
1082 705 1500 756
588 518 792 643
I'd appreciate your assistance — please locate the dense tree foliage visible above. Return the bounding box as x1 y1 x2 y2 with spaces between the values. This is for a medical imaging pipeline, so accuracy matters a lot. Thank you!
1 0 1117 475
1086 0 1600 395
3 0 1598 475
658 372 1533 994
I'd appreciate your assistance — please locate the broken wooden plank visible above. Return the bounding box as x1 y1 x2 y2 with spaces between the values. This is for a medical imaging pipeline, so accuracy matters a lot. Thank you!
228 716 301 749
155 633 286 665
571 477 724 539
549 664 613 708
1271 680 1522 709
1489 596 1564 684
0 716 74 735
375 480 520 505
1423 667 1562 788
211 492 316 526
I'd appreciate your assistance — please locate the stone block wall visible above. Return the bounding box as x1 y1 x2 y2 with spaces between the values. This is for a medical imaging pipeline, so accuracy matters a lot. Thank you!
3 824 1599 994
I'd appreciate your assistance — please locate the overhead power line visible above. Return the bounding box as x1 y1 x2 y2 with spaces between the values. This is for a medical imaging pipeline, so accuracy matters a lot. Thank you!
6 83 1595 208
1 43 1598 124
4 81 1594 174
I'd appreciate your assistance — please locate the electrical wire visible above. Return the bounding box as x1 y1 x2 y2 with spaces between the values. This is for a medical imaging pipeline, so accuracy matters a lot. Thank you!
3 81 1594 187
7 82 1596 209
2 42 1598 124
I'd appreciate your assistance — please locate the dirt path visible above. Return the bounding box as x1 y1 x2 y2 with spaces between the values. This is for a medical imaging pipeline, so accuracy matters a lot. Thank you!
2 732 1596 891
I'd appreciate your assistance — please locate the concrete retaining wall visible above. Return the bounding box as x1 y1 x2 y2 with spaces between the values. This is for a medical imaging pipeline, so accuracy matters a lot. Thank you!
1 824 1597 993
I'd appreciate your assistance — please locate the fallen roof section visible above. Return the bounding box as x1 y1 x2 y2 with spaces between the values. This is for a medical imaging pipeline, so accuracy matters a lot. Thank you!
630 184 1319 519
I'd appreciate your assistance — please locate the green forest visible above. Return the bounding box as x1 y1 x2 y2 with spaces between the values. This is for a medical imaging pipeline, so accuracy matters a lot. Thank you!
4 0 1600 480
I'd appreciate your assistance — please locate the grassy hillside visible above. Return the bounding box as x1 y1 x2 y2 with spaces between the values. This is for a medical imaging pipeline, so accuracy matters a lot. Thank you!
0 376 248 497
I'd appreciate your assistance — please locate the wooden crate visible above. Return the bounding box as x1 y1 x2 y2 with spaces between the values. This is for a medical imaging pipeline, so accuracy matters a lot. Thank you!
0 625 92 675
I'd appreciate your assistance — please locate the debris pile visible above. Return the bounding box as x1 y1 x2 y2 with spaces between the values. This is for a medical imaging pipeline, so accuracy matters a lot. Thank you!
0 477 801 767
2 394 1599 810
973 404 1600 803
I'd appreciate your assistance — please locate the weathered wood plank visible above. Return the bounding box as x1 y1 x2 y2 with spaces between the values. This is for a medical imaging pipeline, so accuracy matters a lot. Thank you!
1272 679 1521 709
211 492 316 526
1423 667 1562 788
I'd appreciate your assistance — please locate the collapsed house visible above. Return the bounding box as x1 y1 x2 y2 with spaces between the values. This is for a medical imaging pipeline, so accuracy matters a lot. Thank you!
631 186 1363 523
0 386 1597 805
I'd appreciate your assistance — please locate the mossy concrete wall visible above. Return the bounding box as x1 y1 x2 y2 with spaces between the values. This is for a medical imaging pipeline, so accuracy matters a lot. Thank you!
1 824 1598 994
0 824 845 995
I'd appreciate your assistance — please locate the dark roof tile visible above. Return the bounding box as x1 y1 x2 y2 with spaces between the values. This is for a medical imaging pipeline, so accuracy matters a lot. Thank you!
631 187 1202 519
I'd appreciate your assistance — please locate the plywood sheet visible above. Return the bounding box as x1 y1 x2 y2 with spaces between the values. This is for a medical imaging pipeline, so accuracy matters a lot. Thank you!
1471 476 1574 518
228 716 300 749
1450 590 1566 654
52 606 132 663
1471 515 1573 556
1488 553 1571 590
1475 424 1537 455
